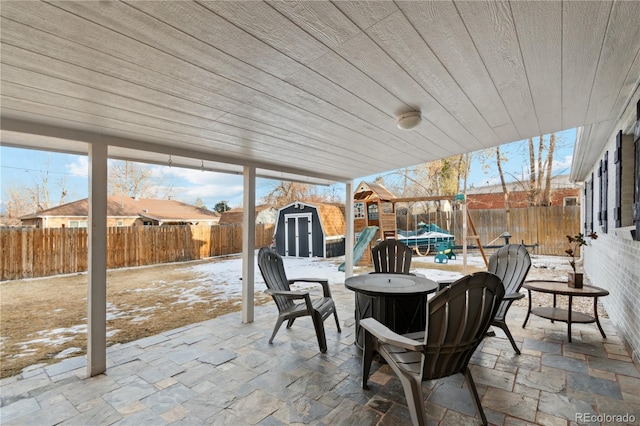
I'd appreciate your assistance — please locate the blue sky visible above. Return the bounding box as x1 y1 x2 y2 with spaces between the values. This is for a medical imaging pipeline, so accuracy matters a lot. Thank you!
0 128 575 212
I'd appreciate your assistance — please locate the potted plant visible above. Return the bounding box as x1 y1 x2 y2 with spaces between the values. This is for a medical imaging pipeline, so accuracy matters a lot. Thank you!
565 232 597 288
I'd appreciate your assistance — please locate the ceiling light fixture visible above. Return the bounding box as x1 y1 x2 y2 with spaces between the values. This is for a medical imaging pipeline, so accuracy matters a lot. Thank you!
397 110 422 130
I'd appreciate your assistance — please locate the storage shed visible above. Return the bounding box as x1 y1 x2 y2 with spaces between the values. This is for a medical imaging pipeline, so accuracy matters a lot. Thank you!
274 201 345 258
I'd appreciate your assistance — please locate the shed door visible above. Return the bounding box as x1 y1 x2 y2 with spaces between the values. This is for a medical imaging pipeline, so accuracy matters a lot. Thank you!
284 213 312 257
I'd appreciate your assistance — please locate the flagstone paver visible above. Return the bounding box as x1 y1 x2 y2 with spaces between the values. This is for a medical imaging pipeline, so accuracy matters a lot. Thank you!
482 387 538 423
2 284 639 425
515 367 566 393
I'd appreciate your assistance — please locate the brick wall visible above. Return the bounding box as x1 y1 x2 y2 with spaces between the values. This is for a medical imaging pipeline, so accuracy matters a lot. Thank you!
467 188 579 209
584 236 640 364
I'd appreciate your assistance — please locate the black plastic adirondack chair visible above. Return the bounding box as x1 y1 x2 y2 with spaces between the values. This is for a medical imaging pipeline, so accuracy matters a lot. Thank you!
361 272 505 426
371 239 413 274
487 244 532 354
257 247 341 353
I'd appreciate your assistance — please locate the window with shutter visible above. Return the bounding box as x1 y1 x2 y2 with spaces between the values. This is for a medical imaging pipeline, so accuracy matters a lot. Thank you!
584 184 588 232
585 174 593 234
614 131 622 228
597 154 610 233
634 100 640 240
602 151 608 233
598 160 603 227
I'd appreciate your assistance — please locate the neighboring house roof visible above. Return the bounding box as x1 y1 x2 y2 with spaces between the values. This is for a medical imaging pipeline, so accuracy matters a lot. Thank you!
218 205 277 225
466 174 580 195
20 197 220 223
353 181 396 201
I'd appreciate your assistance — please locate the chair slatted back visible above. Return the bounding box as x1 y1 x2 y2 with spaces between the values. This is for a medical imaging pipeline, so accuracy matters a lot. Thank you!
487 244 531 320
258 247 293 312
371 239 413 274
421 272 504 380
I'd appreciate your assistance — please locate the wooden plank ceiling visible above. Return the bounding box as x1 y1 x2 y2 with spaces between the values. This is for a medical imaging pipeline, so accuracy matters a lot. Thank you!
1 1 639 184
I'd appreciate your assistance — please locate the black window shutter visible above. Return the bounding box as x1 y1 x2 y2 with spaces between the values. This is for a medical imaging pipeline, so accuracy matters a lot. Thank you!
614 131 622 228
603 151 608 233
634 100 640 240
583 184 588 232
590 174 594 233
585 174 594 234
598 160 603 227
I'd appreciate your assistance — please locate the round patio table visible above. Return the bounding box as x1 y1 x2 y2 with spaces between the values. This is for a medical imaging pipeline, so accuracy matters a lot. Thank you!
345 273 438 349
522 280 609 342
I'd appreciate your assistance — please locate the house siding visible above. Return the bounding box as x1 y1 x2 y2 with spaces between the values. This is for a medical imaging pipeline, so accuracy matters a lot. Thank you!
581 97 640 364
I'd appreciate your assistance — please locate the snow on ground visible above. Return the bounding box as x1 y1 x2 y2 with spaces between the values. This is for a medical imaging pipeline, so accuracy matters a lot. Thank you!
183 251 571 293
12 251 571 362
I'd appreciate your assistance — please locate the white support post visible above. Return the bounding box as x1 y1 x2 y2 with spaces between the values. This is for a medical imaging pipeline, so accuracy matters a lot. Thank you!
87 143 108 377
462 202 468 275
344 181 354 278
242 166 256 323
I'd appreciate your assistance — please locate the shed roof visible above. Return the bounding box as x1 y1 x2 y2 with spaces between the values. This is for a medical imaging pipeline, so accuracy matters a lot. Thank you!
314 202 346 237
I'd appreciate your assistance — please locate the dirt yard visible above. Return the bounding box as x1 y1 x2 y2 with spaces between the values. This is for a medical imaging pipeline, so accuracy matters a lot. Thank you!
0 257 271 379
0 255 603 379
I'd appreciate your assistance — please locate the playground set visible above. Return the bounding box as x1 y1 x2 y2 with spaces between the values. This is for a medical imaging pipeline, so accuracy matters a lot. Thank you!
341 182 487 271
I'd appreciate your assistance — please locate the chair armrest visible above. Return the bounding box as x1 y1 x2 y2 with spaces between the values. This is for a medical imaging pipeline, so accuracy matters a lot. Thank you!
289 278 332 298
360 318 424 352
266 289 308 299
504 292 525 301
289 278 328 284
266 289 314 312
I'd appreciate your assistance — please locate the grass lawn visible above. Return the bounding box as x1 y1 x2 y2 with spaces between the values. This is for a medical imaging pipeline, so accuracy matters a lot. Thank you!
0 257 271 379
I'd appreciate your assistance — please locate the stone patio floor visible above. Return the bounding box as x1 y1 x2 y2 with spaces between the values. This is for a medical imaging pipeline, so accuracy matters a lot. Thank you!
1 282 639 425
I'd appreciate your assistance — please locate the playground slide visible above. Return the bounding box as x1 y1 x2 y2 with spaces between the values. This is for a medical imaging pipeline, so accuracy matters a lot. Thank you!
338 226 379 272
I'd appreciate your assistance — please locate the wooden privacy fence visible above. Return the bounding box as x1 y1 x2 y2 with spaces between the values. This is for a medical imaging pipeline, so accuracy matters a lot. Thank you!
0 224 274 281
447 206 580 256
1 207 578 280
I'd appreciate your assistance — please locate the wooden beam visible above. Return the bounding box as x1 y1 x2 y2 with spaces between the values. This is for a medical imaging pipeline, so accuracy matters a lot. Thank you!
391 195 457 203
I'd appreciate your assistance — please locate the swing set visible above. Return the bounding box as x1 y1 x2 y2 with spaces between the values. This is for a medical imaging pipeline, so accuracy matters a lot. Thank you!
390 195 488 268
351 181 487 271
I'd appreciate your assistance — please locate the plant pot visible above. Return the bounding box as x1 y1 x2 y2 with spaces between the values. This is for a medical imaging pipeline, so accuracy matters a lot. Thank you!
568 271 583 288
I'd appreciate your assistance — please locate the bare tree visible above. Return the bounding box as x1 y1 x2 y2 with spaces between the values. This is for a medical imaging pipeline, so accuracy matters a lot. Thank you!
3 186 32 224
108 160 158 198
528 137 537 205
496 146 511 210
323 184 343 203
261 181 328 207
3 170 69 219
525 133 557 206
455 153 470 195
392 155 466 198
541 133 556 205
537 135 545 198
